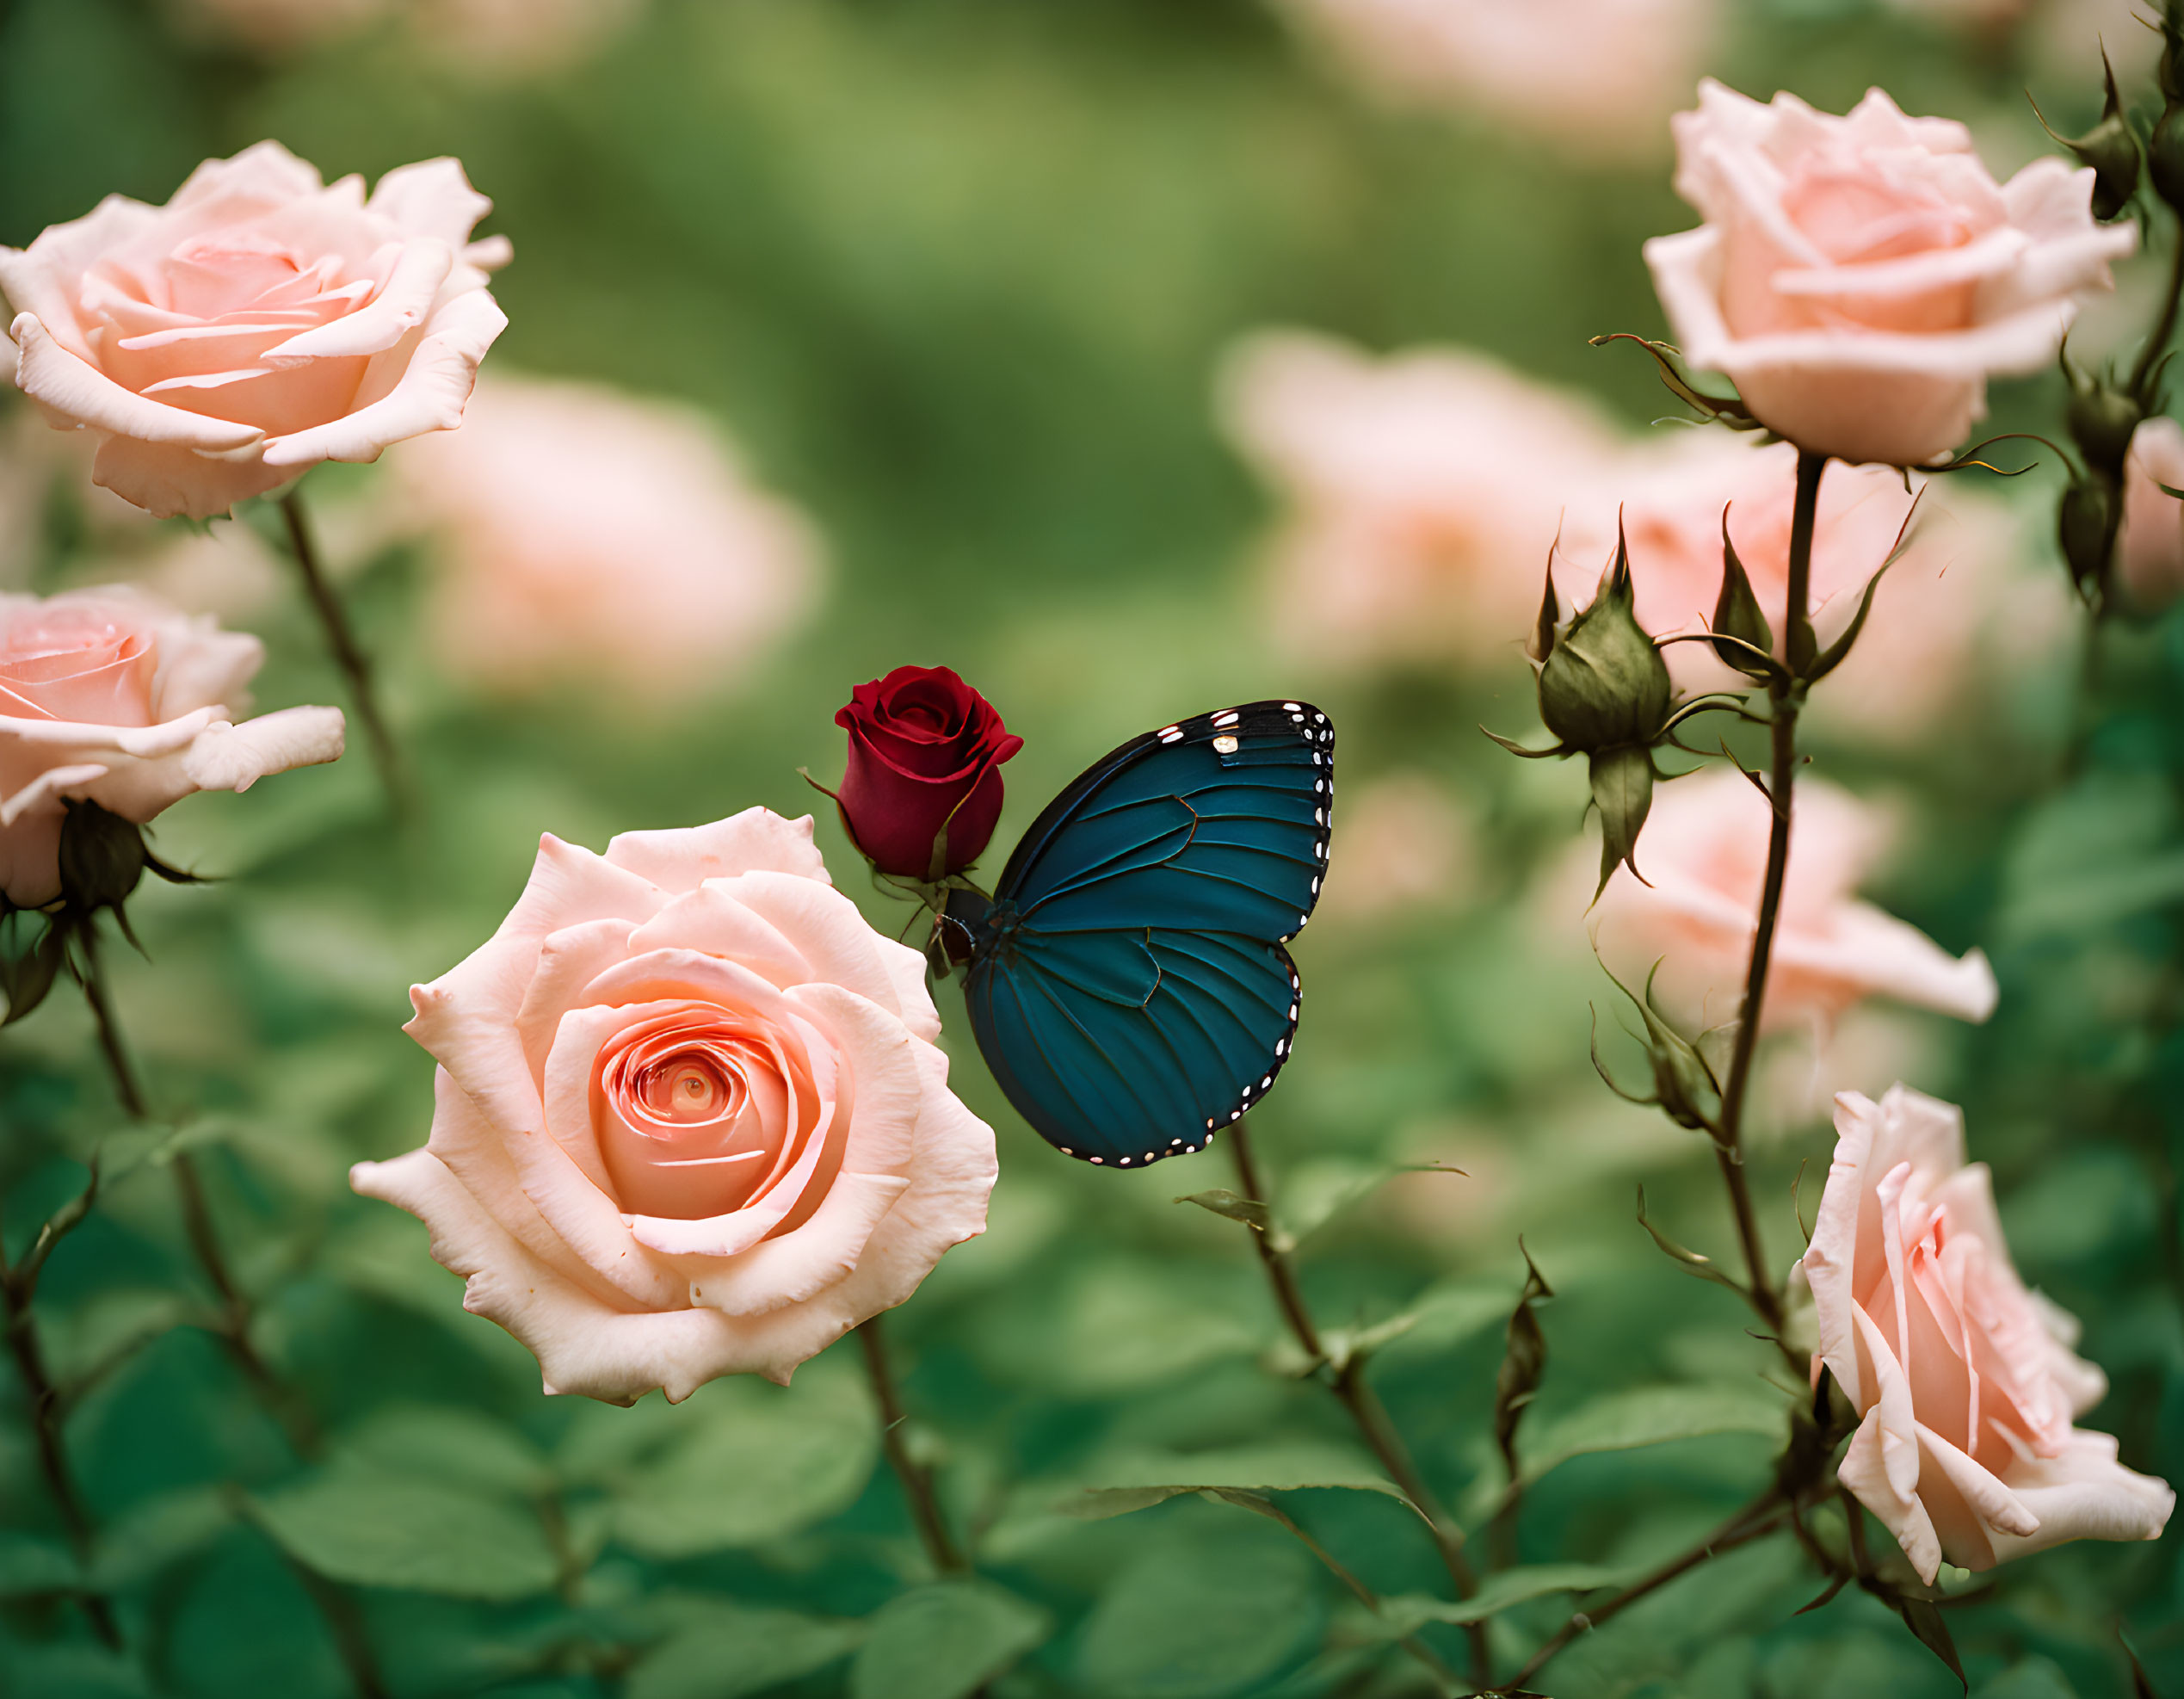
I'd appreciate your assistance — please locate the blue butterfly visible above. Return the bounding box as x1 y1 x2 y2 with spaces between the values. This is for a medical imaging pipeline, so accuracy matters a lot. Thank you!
935 701 1335 1168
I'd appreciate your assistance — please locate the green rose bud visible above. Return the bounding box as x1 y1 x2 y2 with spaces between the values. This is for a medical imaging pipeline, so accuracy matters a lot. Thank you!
2067 379 2144 481
2045 52 2141 223
2151 105 2184 215
2058 475 2117 598
56 800 147 915
1537 534 1671 753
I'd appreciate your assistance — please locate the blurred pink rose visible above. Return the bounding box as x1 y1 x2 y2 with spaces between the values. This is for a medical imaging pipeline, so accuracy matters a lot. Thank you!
351 808 996 1403
393 373 820 705
0 585 343 906
1800 1085 2173 1582
1580 767 1996 1034
1312 770 1475 927
1273 0 1719 158
1220 331 1620 664
169 0 388 53
1646 81 2133 466
1 141 509 520
174 0 642 72
2118 416 2184 615
1570 434 2049 744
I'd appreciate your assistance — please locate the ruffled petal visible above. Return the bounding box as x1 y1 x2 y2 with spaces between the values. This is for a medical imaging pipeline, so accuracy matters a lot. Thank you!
604 806 830 892
259 286 506 469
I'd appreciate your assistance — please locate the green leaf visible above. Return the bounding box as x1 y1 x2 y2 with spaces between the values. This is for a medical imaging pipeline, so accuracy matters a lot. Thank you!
848 1582 1052 1699
335 1404 554 1499
1174 1189 1271 1233
1367 1277 1522 1362
1894 1595 1968 1691
627 1599 864 1699
608 1359 877 1559
248 1464 560 1599
1275 1158 1460 1251
87 1486 234 1591
0 1645 148 1699
1521 1382 1788 1481
1381 1563 1628 1630
1076 1537 1322 1699
0 1533 79 1599
49 1287 195 1399
1064 1443 1410 1520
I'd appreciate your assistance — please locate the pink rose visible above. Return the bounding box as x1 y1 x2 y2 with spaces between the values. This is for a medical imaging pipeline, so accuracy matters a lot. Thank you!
349 809 997 1403
1220 331 1621 665
2117 415 2184 616
1579 767 1997 1034
1645 81 2133 466
0 585 344 907
392 373 820 703
1273 0 1719 158
1799 1086 2173 1581
1 140 509 520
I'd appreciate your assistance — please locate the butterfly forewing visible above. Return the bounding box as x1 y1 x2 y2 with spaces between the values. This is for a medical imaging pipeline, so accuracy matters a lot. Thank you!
961 701 1333 1167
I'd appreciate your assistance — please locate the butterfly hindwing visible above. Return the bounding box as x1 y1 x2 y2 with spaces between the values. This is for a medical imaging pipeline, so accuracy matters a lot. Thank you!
959 701 1333 1167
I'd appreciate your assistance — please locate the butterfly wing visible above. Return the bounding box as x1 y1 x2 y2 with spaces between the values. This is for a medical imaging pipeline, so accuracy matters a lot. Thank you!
960 701 1334 1167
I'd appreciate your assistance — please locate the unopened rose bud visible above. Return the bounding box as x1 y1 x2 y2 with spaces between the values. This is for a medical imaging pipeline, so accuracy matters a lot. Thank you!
2067 379 2144 480
2044 53 2142 222
56 800 147 914
834 665 1025 880
1538 534 1671 753
1710 514 1775 680
2152 106 2184 214
2058 476 2118 596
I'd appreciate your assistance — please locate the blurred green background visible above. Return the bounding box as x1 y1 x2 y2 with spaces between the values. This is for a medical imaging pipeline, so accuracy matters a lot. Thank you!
0 0 2178 1695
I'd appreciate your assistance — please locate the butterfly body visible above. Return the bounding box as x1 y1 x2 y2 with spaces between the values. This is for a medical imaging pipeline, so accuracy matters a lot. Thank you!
945 701 1334 1168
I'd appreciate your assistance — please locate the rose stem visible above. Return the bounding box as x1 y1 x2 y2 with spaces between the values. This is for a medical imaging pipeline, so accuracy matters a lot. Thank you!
76 930 388 1698
1506 1490 1792 1690
1708 448 1829 1359
76 927 318 1454
1226 1116 1492 1689
0 1175 125 1648
854 1311 971 1578
2129 213 2184 402
278 489 406 817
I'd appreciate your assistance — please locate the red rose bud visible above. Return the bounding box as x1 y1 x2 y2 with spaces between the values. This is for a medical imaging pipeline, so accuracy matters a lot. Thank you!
835 666 1024 879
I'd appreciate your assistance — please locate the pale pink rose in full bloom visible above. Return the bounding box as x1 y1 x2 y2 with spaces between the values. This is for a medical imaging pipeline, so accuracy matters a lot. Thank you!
1220 331 1621 665
2117 416 2184 616
392 373 821 705
1798 1085 2173 1582
1 140 510 520
0 585 343 907
1564 434 2049 744
1272 0 1720 159
1645 81 2134 466
1576 767 1997 1035
351 808 997 1403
